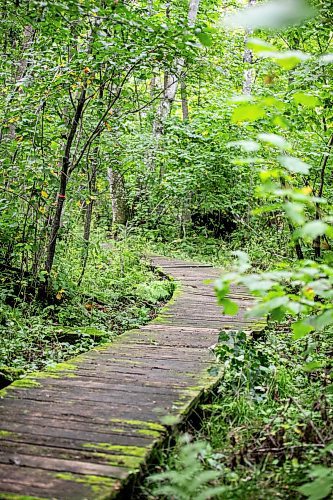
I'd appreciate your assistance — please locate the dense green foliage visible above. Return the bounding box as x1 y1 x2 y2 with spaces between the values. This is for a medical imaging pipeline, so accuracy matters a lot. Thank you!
0 235 174 383
1 0 333 497
144 323 332 499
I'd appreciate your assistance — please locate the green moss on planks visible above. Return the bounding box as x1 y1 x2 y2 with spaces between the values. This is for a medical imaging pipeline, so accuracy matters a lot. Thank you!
0 430 16 438
0 494 48 500
55 473 118 497
90 452 142 470
109 418 164 432
82 443 148 457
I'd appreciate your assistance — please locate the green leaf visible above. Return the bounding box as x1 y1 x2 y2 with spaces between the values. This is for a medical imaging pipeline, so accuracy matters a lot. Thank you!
270 306 286 321
247 37 276 53
222 0 314 30
258 133 291 150
197 486 227 500
300 221 329 239
298 473 333 500
196 32 213 47
231 104 265 123
231 157 261 165
319 54 333 64
292 321 315 340
227 140 260 152
279 156 310 174
303 361 325 372
293 92 321 108
220 298 239 316
261 97 286 110
311 310 333 331
250 295 289 317
215 279 230 300
272 115 291 129
260 50 310 70
284 202 305 225
160 415 180 426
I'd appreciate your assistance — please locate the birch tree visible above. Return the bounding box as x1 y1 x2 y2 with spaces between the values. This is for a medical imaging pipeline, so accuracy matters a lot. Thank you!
149 0 201 171
243 0 256 95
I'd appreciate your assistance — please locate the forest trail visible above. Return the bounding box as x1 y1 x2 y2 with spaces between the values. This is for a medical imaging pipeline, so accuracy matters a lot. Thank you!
0 257 256 499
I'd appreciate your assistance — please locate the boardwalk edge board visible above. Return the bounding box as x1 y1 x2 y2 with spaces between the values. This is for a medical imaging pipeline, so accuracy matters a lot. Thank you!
0 256 258 500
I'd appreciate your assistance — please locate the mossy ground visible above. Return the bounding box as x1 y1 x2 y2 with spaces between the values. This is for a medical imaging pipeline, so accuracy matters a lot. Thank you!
0 239 174 384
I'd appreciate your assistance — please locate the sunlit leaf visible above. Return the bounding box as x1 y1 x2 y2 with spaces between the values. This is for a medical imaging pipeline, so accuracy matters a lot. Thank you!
303 361 325 372
160 415 180 426
249 295 289 317
222 0 314 30
219 298 239 316
284 202 305 225
261 97 286 110
319 53 333 64
247 37 276 53
231 104 266 123
293 92 321 108
260 50 310 70
227 140 260 152
231 157 261 165
300 220 329 239
197 32 213 47
258 133 291 150
279 156 310 174
292 320 314 339
272 115 291 129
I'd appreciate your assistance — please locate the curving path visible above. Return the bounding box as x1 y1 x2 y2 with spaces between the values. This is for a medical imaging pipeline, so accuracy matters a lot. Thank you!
0 257 255 499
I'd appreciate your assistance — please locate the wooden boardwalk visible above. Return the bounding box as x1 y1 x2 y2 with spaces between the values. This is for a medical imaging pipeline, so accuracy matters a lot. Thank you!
0 257 255 499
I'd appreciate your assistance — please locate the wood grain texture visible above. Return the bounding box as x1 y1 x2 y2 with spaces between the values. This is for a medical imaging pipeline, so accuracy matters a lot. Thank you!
0 256 256 499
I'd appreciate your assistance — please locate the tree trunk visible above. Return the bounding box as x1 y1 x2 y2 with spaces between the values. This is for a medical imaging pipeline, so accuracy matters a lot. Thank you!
280 177 304 260
5 25 35 140
107 168 128 231
313 132 333 259
45 88 86 278
149 0 201 170
78 150 98 286
243 0 256 96
243 0 256 224
181 78 189 121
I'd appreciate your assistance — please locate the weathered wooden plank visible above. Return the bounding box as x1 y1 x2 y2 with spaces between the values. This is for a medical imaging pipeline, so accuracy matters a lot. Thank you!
0 421 157 446
0 463 118 499
0 435 154 464
0 452 129 478
0 256 257 499
0 441 144 469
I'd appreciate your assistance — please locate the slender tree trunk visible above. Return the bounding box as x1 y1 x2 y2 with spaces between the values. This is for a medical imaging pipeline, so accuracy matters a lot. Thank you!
243 0 256 224
313 132 333 259
45 87 86 278
107 167 128 231
243 0 256 96
78 150 98 286
181 79 189 121
148 0 201 170
9 25 35 139
280 177 304 260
